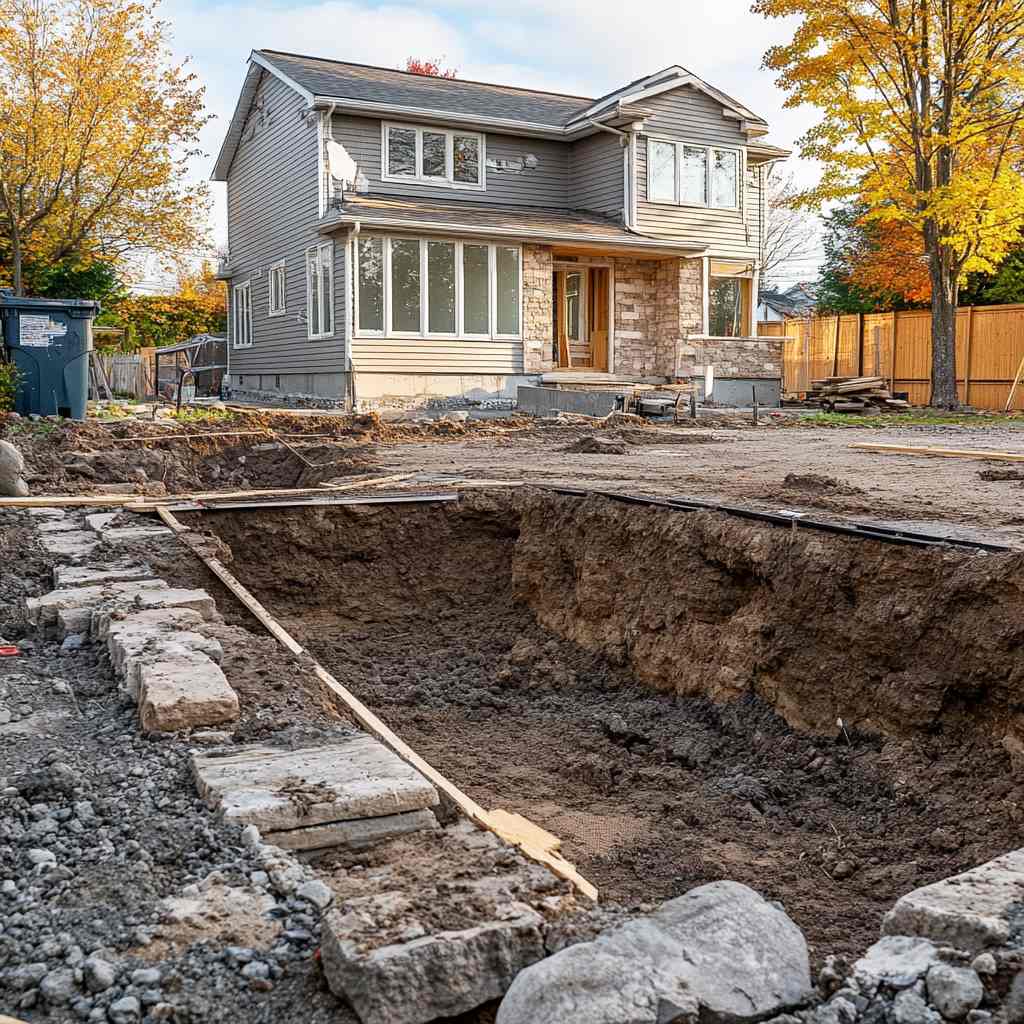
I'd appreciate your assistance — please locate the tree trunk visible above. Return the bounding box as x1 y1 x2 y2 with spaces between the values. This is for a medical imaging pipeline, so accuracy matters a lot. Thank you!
927 239 959 409
10 226 23 296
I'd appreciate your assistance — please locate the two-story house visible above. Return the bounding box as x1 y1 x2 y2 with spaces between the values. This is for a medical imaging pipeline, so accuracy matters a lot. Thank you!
213 50 789 408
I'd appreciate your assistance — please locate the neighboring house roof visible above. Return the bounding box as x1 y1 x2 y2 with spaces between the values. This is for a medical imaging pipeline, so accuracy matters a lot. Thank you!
212 51 786 180
759 283 818 317
318 195 707 256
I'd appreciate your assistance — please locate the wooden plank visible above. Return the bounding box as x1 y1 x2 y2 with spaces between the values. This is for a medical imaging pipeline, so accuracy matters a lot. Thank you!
157 507 598 902
1004 354 1024 413
0 478 419 511
851 442 1024 462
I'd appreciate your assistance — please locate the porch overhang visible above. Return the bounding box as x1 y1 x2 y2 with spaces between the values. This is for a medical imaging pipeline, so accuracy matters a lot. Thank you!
318 196 707 258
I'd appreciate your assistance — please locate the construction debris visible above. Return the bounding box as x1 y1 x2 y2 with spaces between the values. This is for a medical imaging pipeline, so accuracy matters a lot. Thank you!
852 442 1024 462
810 376 910 412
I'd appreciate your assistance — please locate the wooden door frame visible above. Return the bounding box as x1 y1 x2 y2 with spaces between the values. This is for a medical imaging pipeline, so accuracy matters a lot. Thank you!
553 260 615 373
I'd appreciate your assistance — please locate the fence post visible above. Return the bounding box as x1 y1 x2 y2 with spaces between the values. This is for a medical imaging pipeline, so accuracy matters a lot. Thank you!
889 312 898 395
831 316 841 377
964 305 974 407
857 313 864 376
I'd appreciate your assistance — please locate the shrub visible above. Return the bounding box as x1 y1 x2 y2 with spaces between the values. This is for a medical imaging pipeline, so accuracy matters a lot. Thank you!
0 360 22 412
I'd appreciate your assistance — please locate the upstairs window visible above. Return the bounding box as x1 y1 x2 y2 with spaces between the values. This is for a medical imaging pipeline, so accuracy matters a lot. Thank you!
382 123 485 189
646 139 741 210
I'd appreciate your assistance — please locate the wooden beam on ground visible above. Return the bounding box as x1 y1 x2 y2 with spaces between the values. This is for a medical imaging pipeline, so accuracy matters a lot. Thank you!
0 477 422 511
156 507 598 902
850 442 1024 462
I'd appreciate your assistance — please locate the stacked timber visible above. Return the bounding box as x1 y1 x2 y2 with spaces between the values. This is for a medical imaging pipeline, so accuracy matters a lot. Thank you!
809 376 910 413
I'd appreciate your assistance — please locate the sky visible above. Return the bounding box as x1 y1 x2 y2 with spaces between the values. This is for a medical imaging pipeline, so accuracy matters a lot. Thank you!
150 0 823 290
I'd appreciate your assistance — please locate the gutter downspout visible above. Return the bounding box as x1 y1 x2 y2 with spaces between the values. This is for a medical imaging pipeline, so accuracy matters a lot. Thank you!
345 220 359 410
583 119 634 230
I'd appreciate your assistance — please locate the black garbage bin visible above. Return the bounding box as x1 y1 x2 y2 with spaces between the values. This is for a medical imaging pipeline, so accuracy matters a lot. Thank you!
0 290 101 420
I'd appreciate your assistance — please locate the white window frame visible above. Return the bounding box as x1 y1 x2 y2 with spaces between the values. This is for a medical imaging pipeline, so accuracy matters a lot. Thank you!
645 137 743 212
305 241 334 340
268 259 287 317
354 236 521 341
381 122 486 191
232 280 252 349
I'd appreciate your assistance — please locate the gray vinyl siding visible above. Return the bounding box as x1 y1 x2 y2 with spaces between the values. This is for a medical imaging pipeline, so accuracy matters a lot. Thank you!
633 86 760 261
225 73 346 379
331 114 570 208
569 133 624 219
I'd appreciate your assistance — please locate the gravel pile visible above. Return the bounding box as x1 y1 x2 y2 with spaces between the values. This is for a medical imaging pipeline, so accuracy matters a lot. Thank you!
0 630 353 1023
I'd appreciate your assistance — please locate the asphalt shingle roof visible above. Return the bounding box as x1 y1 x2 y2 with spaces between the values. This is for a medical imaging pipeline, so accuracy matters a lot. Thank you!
258 50 595 127
323 195 705 252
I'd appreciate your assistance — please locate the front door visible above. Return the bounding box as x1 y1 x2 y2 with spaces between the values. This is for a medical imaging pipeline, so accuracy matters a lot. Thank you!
553 267 609 371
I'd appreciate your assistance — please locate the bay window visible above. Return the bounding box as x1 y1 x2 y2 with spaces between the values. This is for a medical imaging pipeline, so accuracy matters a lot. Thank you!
382 123 485 189
355 237 521 340
646 139 741 210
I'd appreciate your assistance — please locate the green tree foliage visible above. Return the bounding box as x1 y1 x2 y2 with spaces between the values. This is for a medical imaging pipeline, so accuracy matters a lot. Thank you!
961 246 1024 306
816 205 909 314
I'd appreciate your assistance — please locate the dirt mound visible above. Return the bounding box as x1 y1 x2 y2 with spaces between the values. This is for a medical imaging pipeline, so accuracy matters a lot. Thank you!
0 409 544 495
979 468 1024 481
563 436 631 455
781 473 863 495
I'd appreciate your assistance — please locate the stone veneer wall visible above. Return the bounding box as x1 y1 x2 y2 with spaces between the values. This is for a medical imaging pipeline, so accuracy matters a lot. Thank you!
519 249 779 380
688 335 784 379
522 245 555 374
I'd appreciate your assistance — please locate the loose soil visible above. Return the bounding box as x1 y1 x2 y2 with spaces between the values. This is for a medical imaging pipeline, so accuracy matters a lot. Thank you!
180 491 1024 966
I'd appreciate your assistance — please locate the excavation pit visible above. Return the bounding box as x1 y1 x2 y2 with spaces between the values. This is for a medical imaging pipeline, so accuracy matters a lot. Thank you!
169 488 1024 963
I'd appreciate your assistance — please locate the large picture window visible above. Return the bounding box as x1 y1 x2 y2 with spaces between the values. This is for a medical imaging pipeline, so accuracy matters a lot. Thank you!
646 139 741 210
355 237 521 340
305 241 334 339
382 123 485 190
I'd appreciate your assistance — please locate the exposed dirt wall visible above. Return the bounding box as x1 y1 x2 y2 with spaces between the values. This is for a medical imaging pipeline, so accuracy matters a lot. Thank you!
510 492 1024 746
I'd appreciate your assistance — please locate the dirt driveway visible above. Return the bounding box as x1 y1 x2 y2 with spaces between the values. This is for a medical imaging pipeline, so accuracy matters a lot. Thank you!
372 421 1024 545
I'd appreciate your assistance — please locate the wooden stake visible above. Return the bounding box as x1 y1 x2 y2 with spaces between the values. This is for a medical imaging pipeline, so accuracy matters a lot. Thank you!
156 507 598 902
851 442 1024 462
1004 353 1024 413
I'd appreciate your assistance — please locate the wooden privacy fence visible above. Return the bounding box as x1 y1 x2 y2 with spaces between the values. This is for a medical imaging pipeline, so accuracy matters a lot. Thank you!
92 348 157 400
781 304 1024 410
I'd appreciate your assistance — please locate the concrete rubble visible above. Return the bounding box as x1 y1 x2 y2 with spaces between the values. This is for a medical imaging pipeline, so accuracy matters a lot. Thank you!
192 738 440 850
21 508 235 734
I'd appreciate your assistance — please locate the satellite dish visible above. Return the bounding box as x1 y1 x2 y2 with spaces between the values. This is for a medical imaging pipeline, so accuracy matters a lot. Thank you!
327 140 358 186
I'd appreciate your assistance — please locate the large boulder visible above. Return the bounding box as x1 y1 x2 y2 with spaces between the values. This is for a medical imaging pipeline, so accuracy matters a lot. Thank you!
0 438 29 497
883 848 1024 952
496 880 812 1024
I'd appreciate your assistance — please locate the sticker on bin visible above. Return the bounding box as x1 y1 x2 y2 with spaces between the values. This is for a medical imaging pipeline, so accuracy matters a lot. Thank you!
19 314 68 347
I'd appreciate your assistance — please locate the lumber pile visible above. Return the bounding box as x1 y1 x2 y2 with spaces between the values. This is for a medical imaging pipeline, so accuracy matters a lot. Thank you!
809 376 910 413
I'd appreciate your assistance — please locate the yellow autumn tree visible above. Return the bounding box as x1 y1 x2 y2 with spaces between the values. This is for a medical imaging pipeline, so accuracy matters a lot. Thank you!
0 0 210 296
753 0 1024 407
